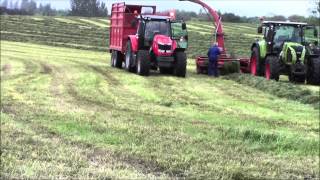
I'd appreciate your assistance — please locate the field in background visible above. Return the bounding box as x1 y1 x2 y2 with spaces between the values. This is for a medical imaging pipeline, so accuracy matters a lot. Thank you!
0 15 259 57
1 15 319 179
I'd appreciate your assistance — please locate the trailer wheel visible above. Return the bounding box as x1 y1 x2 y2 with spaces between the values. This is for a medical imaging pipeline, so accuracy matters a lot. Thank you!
112 50 122 68
250 47 264 76
265 56 280 81
175 52 187 77
136 50 150 76
125 41 136 72
306 57 320 85
111 51 116 67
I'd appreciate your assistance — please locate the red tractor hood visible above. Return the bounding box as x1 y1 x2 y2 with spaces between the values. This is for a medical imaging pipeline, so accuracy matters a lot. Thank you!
152 34 177 56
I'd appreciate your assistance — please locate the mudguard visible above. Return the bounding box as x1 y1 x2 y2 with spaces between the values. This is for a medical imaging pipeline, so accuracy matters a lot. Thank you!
258 40 267 59
251 40 266 59
282 42 306 64
128 35 138 53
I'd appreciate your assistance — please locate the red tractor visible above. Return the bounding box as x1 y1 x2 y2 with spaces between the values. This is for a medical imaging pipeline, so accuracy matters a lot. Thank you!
109 2 189 77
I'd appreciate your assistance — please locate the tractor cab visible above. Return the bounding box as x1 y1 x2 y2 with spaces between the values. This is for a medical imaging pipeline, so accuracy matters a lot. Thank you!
136 15 188 51
258 21 318 55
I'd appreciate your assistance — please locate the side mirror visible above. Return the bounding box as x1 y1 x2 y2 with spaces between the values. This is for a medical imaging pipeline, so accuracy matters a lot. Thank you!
257 26 263 34
182 22 187 30
314 29 318 37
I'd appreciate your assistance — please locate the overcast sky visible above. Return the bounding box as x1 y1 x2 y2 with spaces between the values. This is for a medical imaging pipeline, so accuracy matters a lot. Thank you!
4 0 316 17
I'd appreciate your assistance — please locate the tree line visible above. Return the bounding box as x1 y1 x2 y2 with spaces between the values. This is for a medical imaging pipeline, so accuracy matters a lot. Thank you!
176 9 319 25
0 0 66 16
0 0 318 25
0 0 108 17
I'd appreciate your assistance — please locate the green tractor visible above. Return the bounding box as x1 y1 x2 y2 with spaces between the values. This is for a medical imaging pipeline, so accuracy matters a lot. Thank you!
250 21 320 84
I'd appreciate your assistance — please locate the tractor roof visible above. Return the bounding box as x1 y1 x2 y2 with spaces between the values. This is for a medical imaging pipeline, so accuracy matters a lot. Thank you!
141 15 170 21
262 21 308 26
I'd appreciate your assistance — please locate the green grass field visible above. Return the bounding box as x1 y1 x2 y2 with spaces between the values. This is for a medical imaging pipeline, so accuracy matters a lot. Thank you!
1 15 319 179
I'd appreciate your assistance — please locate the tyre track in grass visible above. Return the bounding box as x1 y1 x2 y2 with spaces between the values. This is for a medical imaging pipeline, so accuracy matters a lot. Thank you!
23 52 179 122
1 60 177 178
2 43 318 179
0 56 39 81
102 72 318 158
43 60 188 178
141 75 315 132
1 105 172 179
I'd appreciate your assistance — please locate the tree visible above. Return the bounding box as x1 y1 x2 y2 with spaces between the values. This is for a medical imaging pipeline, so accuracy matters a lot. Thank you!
222 13 241 22
98 1 108 17
176 10 197 21
70 0 108 17
288 15 306 22
14 0 19 9
19 0 37 15
1 0 8 8
266 15 286 21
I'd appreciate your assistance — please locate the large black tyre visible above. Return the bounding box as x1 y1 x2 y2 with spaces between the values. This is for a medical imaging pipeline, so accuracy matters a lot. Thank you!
306 57 320 85
111 51 115 67
174 52 187 77
265 56 280 81
125 41 136 72
289 63 306 83
111 50 122 68
250 47 264 76
136 50 150 76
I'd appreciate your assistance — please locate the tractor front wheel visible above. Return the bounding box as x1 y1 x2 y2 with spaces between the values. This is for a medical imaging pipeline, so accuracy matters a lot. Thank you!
125 41 136 72
174 52 187 77
306 57 320 85
289 63 306 83
136 50 150 76
265 56 280 81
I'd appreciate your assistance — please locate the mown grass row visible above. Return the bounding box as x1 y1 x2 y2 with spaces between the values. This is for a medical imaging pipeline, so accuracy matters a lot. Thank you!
223 74 320 108
1 16 109 51
1 40 319 179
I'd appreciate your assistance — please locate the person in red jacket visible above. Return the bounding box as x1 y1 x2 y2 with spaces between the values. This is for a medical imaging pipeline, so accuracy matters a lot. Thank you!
207 42 221 77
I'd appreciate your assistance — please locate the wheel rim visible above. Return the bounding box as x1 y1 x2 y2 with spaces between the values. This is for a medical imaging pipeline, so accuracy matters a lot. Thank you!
250 55 257 75
265 63 271 80
112 52 117 66
125 53 130 69
111 52 115 66
137 60 141 73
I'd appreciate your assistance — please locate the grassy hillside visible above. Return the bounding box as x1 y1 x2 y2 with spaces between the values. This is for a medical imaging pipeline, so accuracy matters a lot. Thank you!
1 15 319 179
0 15 258 57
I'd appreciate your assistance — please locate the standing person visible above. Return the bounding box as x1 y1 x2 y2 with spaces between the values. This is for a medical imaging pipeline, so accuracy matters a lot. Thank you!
207 42 221 77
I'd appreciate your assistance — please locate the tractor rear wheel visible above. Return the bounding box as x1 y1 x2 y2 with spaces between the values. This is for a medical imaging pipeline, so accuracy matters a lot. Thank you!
111 50 122 68
125 41 136 72
306 57 320 85
250 47 264 76
174 52 187 77
136 50 150 76
265 56 280 81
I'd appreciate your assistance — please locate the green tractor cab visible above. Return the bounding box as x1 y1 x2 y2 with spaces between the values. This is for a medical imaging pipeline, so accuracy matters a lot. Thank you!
250 21 320 84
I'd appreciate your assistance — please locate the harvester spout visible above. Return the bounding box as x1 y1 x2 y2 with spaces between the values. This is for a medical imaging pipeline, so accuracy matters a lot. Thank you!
178 0 225 53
